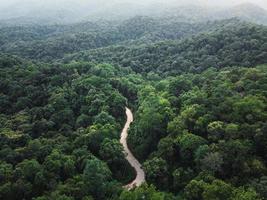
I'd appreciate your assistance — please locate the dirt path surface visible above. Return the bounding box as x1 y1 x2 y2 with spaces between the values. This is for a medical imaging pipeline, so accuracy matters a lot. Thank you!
120 107 145 190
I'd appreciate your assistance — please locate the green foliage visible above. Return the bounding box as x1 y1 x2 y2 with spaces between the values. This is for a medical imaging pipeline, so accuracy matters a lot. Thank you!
178 133 208 165
118 184 175 200
65 20 267 75
0 56 141 199
143 158 169 189
83 157 112 199
185 178 262 200
0 13 267 200
128 86 174 159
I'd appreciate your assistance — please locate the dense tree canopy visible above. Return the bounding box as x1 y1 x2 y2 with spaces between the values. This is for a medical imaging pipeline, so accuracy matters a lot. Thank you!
65 20 267 75
0 11 267 200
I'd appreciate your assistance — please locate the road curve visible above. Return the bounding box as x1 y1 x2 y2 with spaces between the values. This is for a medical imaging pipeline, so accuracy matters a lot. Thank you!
120 107 145 190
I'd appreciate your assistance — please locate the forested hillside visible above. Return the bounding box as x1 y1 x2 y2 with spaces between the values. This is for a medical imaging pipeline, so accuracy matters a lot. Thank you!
0 2 267 200
129 65 267 199
65 19 267 75
0 18 246 61
0 55 139 199
1 18 266 64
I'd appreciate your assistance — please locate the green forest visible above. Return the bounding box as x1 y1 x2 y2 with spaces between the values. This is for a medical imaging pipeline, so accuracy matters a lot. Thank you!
0 2 267 200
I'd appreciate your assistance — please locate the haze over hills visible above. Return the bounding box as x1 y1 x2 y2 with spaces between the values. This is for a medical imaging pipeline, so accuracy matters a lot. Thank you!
216 3 267 24
0 0 267 25
0 1 267 200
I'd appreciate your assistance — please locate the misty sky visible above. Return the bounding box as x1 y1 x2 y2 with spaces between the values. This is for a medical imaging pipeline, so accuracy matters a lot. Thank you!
0 0 267 9
0 0 266 22
199 0 267 8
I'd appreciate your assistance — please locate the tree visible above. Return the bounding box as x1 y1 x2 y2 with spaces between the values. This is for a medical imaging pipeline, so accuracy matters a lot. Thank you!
0 162 13 183
119 184 175 200
172 167 194 191
107 91 126 118
168 76 192 97
93 111 116 125
172 104 206 134
15 159 42 183
143 157 169 189
230 187 261 200
224 123 239 140
75 114 91 128
43 150 75 180
184 180 206 200
200 152 223 175
83 157 112 199
202 180 233 200
232 95 266 124
157 137 178 163
194 145 210 167
129 90 174 159
99 138 125 169
207 121 225 142
250 176 267 199
218 140 252 178
178 133 208 165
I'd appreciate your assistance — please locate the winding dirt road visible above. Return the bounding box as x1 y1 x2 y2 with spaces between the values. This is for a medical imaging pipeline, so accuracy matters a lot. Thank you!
120 107 145 190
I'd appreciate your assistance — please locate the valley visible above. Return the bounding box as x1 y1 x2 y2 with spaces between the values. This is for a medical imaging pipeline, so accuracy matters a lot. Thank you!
0 1 267 200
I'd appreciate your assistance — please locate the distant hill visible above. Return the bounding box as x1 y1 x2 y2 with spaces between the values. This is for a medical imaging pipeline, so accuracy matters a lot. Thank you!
0 17 233 60
161 3 267 25
64 19 267 75
0 2 267 25
216 3 267 25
